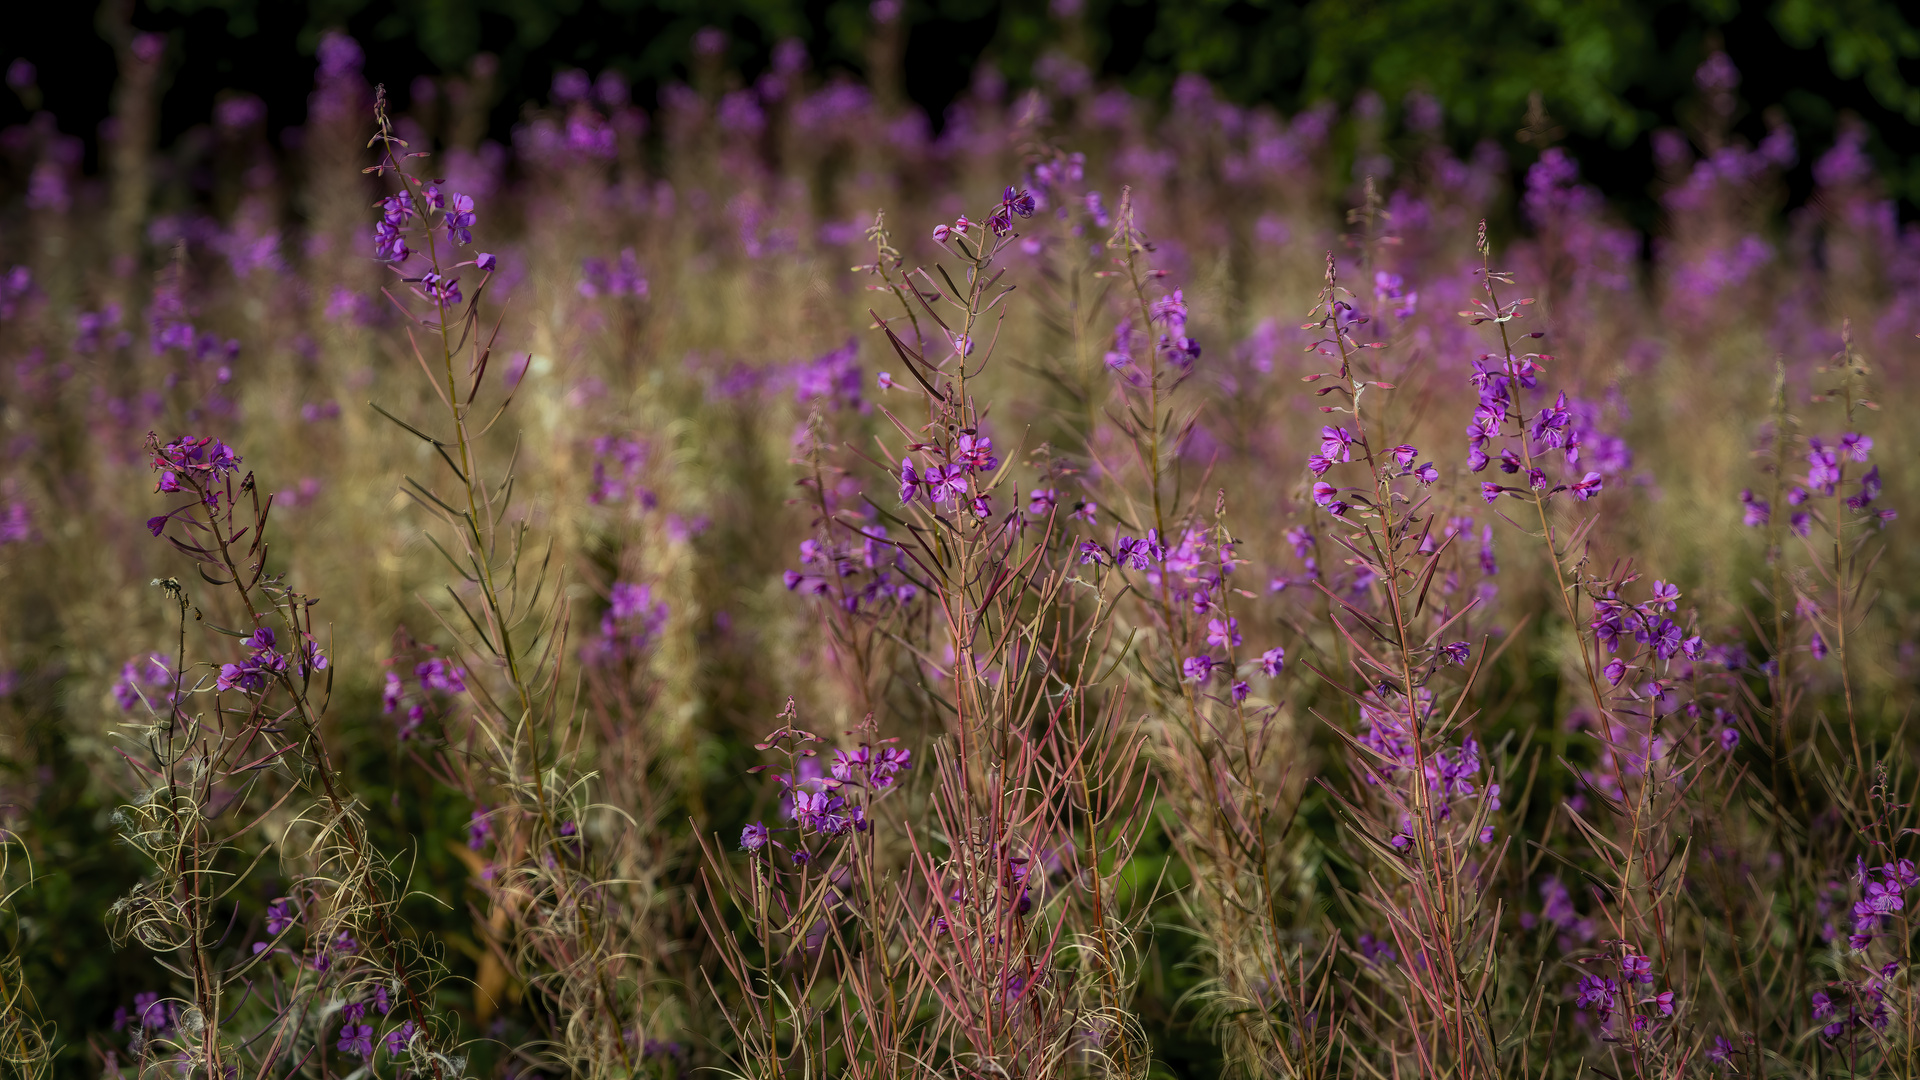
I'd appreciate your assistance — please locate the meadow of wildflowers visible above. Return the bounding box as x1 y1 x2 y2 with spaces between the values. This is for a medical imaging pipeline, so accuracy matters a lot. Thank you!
0 18 1917 1080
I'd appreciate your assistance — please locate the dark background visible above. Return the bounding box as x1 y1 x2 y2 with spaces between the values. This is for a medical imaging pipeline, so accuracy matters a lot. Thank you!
4 0 1920 226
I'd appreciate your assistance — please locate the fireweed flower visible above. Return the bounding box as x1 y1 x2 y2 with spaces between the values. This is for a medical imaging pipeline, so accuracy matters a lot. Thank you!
415 658 467 694
338 1024 374 1058
443 192 476 245
467 807 493 850
1259 647 1286 678
1575 974 1619 1023
373 191 414 262
740 822 770 851
897 459 918 504
1740 488 1770 526
1318 426 1355 463
987 185 1037 234
1206 617 1241 649
1847 465 1881 510
384 1022 418 1056
1182 655 1218 681
416 272 462 307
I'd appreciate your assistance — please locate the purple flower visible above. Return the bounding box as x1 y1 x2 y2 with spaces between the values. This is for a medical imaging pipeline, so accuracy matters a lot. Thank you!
444 193 476 245
1848 465 1881 510
467 808 492 850
1206 617 1241 649
338 1024 374 1058
374 221 411 265
1182 655 1218 682
475 252 497 273
418 271 462 307
1312 482 1338 507
1719 727 1740 750
1740 488 1770 526
384 1021 417 1056
1412 461 1439 484
415 658 467 694
1708 1035 1734 1064
1571 472 1604 501
1390 444 1418 469
266 899 295 935
1259 647 1286 678
1811 632 1828 660
1439 641 1470 666
1649 580 1680 611
1574 974 1618 1021
1318 426 1355 463
1604 657 1628 685
133 991 174 1032
1480 482 1502 504
741 821 770 851
1231 680 1250 702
